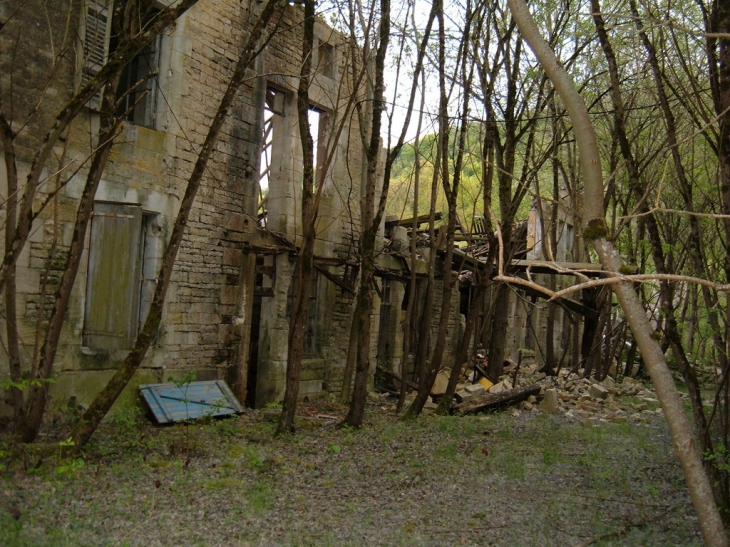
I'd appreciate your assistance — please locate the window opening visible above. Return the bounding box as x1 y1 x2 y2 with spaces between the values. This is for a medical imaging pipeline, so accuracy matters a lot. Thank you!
254 255 275 297
259 88 330 226
563 222 574 261
377 277 393 364
81 0 162 127
138 213 162 329
259 87 285 226
309 107 330 187
317 42 336 79
109 7 161 127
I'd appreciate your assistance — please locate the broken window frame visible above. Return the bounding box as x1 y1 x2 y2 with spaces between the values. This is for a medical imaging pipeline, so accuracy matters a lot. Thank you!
259 86 331 228
259 86 286 215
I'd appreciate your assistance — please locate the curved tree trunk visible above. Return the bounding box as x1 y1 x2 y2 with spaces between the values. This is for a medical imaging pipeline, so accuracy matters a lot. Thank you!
507 0 727 544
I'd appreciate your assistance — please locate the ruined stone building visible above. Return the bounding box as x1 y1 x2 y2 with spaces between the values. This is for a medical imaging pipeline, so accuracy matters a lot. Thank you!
1 0 591 421
0 0 404 414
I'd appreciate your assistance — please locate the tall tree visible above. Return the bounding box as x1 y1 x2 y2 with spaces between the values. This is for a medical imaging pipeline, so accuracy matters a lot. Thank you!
344 0 435 426
406 0 474 418
277 0 316 435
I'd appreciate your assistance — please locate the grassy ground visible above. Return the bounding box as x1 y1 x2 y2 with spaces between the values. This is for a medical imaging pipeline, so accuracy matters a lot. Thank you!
0 400 702 546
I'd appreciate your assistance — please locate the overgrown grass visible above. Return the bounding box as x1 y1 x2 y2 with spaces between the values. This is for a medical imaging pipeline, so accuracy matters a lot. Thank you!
0 408 701 546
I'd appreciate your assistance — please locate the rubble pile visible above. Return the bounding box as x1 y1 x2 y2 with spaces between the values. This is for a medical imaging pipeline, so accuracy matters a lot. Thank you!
430 360 667 423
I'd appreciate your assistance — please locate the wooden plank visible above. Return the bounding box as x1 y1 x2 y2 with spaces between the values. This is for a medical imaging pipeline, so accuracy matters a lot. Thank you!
452 384 541 416
385 212 443 229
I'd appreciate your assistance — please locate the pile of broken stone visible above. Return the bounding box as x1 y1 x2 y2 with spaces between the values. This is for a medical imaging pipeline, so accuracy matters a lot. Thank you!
426 360 669 423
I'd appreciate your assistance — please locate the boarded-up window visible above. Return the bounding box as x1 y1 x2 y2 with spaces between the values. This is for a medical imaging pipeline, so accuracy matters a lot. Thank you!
83 202 143 350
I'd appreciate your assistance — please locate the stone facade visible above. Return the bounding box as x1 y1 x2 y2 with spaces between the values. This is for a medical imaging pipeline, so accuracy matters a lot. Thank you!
0 0 363 411
0 0 468 417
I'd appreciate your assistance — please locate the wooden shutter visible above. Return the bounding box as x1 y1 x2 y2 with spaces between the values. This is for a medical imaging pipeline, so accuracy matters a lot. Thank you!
83 203 143 351
81 0 112 108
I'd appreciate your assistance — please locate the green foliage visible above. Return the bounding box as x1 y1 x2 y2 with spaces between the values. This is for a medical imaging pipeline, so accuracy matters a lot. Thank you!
241 444 267 471
704 444 730 475
619 264 636 275
583 218 609 240
215 417 241 438
168 371 197 390
0 441 8 473
54 457 85 478
245 480 274 512
3 377 55 391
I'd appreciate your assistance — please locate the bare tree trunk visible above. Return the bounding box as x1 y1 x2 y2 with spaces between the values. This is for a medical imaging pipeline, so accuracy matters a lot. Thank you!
413 160 440 391
340 297 359 403
23 78 122 442
277 0 316 435
0 112 24 429
406 0 472 418
344 0 435 426
592 0 722 504
68 0 286 449
704 0 730 495
343 0 391 425
508 0 727 543
397 76 426 412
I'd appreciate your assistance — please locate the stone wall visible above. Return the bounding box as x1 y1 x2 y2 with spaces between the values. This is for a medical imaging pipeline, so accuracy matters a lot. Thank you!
251 10 368 406
0 0 362 413
505 196 585 368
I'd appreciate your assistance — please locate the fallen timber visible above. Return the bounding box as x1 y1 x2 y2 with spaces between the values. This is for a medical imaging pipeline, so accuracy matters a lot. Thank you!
452 384 541 416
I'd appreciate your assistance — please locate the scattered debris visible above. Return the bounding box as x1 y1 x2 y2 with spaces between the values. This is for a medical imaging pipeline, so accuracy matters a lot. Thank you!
539 388 559 414
590 384 610 400
431 370 451 395
375 357 665 423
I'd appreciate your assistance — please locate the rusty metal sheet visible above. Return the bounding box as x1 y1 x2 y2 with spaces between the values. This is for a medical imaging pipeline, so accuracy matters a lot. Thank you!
140 380 244 424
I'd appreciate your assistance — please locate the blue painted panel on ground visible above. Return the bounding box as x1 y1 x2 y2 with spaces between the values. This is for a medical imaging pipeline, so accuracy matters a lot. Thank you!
140 380 244 424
